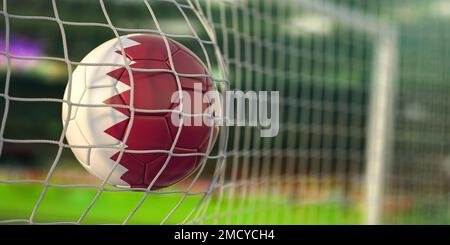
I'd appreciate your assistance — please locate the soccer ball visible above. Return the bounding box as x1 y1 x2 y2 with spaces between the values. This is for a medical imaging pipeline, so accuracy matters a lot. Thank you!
62 34 219 189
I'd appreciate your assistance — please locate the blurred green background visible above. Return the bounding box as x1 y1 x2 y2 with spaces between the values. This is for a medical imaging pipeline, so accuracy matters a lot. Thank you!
0 0 450 224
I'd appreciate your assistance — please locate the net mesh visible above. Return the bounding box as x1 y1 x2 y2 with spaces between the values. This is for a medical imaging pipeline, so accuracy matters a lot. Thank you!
0 0 449 225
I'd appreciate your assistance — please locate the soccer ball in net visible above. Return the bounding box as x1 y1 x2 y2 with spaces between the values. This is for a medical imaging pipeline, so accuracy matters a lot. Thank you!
62 34 219 190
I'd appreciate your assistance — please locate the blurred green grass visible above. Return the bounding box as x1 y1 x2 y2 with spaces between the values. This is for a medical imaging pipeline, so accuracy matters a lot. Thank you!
0 184 363 224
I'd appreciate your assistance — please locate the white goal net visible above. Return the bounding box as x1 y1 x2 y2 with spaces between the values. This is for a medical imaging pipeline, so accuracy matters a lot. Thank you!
0 0 449 225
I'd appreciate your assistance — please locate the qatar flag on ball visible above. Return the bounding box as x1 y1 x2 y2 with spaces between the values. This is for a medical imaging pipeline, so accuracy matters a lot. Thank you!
62 34 219 190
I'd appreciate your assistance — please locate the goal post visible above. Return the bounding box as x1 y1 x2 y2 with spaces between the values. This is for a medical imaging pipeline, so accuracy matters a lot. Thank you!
295 0 399 225
365 31 398 225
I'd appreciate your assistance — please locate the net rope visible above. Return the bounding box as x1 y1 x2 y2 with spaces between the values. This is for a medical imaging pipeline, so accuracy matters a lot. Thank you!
0 0 382 225
0 0 229 225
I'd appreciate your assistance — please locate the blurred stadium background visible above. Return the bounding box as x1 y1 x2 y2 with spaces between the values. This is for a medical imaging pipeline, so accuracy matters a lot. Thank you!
0 0 450 224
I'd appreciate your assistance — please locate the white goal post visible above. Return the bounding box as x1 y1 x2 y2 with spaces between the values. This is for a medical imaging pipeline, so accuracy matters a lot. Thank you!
296 0 399 225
